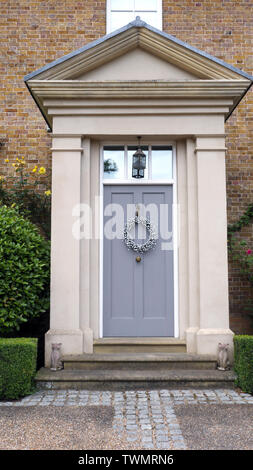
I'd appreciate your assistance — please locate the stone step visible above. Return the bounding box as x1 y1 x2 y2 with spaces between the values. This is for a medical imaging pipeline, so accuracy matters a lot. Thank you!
93 338 187 353
62 353 217 371
36 368 236 391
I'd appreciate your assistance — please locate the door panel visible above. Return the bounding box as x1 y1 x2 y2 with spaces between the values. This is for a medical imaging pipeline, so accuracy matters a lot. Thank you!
103 185 174 337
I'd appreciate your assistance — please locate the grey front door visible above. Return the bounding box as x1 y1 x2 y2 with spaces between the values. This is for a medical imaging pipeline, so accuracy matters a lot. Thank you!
103 185 174 337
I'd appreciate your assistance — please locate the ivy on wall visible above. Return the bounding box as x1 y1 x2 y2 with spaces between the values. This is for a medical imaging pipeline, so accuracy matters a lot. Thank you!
228 203 253 239
228 204 253 321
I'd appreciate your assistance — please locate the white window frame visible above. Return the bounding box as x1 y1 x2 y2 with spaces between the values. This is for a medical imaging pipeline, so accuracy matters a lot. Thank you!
103 144 174 183
99 140 179 339
106 0 163 34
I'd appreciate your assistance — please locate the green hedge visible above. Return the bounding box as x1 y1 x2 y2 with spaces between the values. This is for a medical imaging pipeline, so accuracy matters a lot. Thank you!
0 205 50 335
234 335 253 393
0 338 38 400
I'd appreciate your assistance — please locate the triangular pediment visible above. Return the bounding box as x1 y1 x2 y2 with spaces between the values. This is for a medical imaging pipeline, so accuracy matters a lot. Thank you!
24 18 253 82
76 47 199 81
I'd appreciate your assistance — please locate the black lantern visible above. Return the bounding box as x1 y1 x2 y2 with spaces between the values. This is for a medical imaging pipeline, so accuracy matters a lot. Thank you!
132 138 146 178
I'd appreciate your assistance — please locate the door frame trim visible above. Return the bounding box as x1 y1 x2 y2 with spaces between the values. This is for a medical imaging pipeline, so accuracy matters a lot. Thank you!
99 140 178 338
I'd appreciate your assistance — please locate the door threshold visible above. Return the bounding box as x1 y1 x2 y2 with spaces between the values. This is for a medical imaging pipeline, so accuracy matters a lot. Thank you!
94 338 186 353
95 337 184 344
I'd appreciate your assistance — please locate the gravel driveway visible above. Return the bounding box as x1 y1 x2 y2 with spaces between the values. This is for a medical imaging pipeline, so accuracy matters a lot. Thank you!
175 404 253 450
0 406 140 450
0 388 252 450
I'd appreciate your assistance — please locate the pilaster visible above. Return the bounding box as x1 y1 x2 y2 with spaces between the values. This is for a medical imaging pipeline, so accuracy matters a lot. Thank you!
80 138 93 353
45 135 84 366
185 138 200 353
194 136 234 360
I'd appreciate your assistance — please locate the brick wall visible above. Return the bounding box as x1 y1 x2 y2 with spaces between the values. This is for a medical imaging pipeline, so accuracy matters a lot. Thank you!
163 0 253 334
1 0 253 333
0 0 107 173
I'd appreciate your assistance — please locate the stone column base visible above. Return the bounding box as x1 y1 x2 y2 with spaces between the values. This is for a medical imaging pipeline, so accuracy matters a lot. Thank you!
196 328 234 363
186 328 234 363
45 329 83 367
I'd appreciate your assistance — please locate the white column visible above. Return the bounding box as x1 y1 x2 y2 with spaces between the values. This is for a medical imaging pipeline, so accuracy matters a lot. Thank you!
195 136 234 359
45 135 84 366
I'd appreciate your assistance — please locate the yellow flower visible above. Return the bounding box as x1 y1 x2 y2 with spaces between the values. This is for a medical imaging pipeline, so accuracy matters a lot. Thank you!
32 166 37 173
4 158 9 163
38 167 46 175
44 190 51 196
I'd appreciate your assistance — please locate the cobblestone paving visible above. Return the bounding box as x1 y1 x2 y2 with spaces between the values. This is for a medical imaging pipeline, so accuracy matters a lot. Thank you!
1 389 252 450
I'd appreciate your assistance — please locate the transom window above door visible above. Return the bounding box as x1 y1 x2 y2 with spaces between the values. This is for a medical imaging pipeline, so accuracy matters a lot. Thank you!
103 145 173 181
106 0 163 33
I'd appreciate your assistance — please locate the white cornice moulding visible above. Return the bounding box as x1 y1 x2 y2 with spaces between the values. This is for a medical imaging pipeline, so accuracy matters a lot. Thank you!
28 80 250 99
44 99 234 107
27 79 250 127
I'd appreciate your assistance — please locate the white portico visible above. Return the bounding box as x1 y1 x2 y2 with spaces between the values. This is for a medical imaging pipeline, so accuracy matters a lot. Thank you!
24 18 253 368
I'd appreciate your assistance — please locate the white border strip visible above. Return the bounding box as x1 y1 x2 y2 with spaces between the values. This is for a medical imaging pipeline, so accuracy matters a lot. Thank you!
172 145 179 338
99 141 178 338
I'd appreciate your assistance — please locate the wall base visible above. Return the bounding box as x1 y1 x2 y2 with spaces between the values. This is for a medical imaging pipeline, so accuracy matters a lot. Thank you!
83 327 93 353
186 327 199 354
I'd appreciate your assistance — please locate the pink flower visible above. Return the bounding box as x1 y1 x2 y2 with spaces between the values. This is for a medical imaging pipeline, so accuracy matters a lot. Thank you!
247 249 252 255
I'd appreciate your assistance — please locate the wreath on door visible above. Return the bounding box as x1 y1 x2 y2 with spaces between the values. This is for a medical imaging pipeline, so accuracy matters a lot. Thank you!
123 215 157 253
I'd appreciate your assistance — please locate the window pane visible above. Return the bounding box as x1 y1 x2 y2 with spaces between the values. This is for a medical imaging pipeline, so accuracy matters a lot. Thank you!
135 0 157 11
127 146 148 179
135 11 161 28
110 11 134 31
104 146 125 179
151 147 173 179
111 0 134 11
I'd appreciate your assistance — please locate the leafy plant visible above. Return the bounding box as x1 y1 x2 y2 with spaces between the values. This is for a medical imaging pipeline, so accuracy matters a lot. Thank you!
228 204 253 322
0 157 51 238
228 203 253 238
0 205 50 334
229 235 253 318
230 237 253 283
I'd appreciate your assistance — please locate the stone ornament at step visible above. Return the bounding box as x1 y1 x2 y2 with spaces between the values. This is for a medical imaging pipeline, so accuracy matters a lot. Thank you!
50 343 63 371
217 343 230 371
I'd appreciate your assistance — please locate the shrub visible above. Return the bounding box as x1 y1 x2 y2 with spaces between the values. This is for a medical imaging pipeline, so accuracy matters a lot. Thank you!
0 157 51 238
234 335 253 393
0 205 50 335
0 338 38 399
